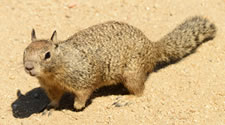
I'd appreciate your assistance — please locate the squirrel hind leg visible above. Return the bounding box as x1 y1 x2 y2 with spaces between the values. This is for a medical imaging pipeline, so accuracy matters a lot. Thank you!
122 71 147 96
73 88 94 110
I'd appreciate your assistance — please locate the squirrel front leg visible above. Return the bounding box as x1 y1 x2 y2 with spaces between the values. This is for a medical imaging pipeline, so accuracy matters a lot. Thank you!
44 85 64 109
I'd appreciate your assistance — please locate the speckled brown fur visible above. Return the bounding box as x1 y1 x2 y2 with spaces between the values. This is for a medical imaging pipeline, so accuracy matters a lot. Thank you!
23 16 216 110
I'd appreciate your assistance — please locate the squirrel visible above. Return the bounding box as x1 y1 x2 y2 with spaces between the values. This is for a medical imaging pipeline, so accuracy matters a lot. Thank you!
23 16 216 110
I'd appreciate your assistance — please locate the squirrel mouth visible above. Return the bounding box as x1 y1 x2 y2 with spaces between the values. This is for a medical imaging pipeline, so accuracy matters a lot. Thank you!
25 70 37 77
29 72 36 76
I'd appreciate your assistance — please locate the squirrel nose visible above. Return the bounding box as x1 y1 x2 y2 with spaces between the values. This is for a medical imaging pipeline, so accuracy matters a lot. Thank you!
25 63 34 71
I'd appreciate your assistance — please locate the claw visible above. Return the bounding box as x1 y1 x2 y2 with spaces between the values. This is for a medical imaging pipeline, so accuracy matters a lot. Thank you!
42 108 53 116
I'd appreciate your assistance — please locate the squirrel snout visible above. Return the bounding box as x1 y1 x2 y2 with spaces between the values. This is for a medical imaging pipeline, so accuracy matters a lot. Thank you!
24 62 37 76
25 63 34 71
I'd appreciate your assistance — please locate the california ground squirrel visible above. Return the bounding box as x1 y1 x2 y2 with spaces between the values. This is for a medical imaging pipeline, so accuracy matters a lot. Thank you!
23 16 216 110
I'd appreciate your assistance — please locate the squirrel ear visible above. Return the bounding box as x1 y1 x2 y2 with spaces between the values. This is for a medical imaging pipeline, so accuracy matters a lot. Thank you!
50 30 57 43
31 29 36 42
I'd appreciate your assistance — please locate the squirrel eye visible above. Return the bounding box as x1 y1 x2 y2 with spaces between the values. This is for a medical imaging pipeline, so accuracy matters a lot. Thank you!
44 52 51 60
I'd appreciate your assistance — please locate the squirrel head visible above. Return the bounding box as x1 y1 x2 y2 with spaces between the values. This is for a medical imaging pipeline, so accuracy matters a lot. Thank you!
23 29 59 77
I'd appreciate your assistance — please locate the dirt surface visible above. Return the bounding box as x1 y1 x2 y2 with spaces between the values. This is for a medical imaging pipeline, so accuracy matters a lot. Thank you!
0 0 225 124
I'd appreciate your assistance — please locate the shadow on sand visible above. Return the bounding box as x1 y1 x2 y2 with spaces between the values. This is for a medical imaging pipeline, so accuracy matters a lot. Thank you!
11 84 129 118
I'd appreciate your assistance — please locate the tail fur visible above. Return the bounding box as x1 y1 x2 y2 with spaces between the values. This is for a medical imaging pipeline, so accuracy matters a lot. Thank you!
156 16 217 63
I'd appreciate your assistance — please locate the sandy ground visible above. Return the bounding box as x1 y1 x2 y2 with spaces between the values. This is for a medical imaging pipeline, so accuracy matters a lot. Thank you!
0 0 225 125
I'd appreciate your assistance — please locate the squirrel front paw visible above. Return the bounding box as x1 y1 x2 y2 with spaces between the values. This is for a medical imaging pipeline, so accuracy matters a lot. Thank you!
46 100 59 109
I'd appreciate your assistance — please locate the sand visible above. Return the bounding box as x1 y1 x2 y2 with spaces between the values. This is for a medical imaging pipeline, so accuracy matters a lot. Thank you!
0 0 224 125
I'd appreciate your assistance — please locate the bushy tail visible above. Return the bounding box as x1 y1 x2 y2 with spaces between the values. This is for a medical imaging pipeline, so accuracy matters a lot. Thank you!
155 16 217 63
